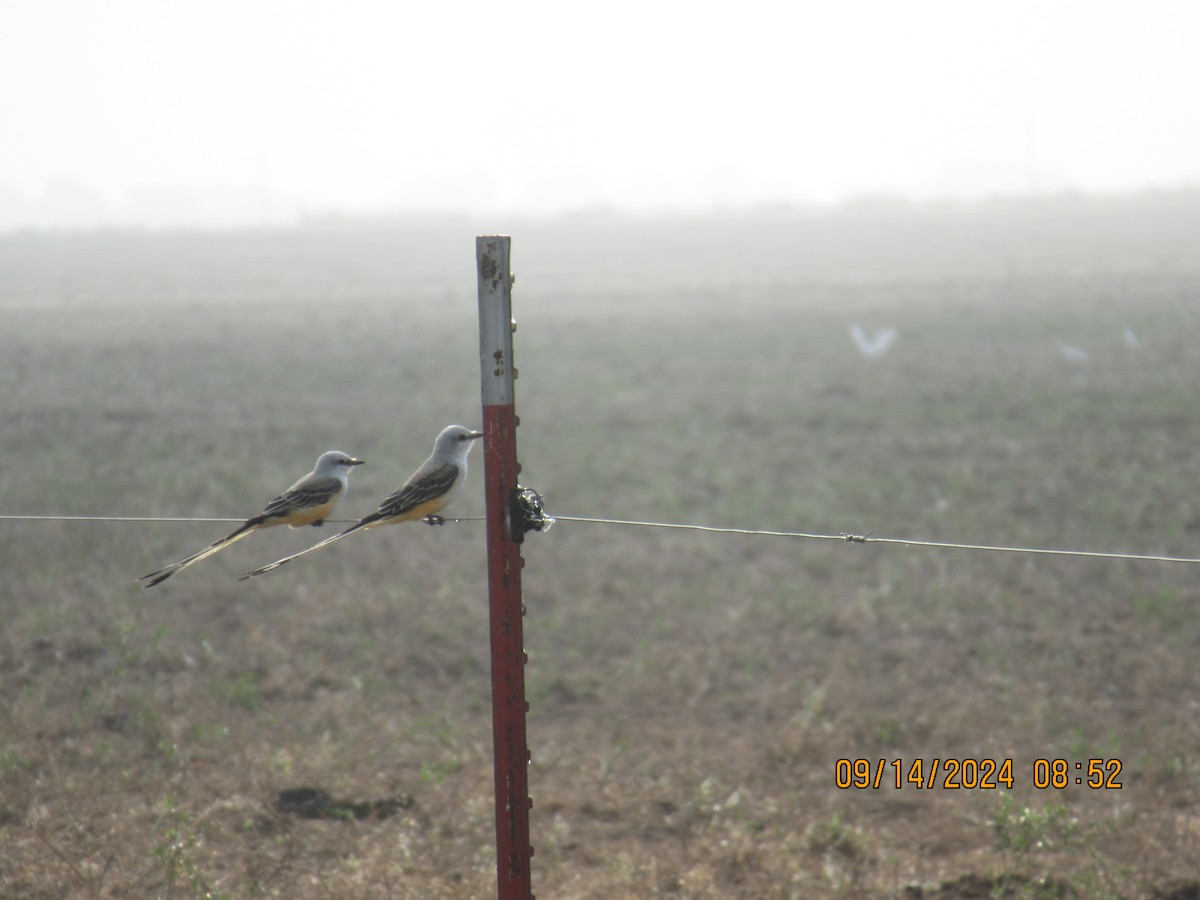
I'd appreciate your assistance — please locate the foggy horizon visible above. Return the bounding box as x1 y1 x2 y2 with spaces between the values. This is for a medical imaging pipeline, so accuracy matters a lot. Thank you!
3 176 1200 233
3 1 1198 231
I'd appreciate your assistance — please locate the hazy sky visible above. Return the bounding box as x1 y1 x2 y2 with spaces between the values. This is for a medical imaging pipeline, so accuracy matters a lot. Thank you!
2 0 1198 226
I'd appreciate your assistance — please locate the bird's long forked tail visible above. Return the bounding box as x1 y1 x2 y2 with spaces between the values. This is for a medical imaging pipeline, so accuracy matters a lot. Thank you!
138 523 259 588
238 519 374 580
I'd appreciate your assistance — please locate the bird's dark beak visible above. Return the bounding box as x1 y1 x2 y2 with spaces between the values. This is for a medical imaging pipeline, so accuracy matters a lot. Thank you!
348 458 366 466
469 431 484 440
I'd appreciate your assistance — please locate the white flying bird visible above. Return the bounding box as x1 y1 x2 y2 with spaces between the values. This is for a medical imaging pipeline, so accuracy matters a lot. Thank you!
1055 339 1090 363
849 323 897 358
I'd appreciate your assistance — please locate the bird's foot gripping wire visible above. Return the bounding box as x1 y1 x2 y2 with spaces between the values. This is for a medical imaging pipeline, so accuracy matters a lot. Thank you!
841 531 873 543
422 515 447 526
510 486 554 544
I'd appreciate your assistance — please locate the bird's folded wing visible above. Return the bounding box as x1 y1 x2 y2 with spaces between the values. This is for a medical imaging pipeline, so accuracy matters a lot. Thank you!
375 463 458 519
261 476 343 518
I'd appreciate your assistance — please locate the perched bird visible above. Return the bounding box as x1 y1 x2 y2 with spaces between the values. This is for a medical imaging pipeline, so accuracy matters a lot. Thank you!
138 450 364 587
239 424 483 580
849 323 898 358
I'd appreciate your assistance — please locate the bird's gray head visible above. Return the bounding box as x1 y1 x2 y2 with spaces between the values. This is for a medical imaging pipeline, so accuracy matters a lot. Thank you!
432 425 484 460
313 450 366 478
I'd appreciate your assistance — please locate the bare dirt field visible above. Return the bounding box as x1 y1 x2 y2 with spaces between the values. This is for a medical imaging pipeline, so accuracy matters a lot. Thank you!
2 194 1200 898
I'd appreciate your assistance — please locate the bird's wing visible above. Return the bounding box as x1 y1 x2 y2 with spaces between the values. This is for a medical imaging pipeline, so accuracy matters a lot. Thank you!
261 475 343 519
375 463 459 520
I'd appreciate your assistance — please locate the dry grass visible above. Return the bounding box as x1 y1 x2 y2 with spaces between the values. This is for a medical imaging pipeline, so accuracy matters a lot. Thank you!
2 194 1200 898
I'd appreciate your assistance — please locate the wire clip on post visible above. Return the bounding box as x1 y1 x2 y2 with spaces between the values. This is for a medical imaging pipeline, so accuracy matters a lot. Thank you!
510 487 554 544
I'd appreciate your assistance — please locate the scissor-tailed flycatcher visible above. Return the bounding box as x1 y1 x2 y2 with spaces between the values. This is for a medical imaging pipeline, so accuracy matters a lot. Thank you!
239 424 483 580
138 450 365 588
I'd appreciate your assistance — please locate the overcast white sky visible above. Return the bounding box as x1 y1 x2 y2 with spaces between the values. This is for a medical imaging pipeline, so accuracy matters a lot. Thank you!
2 0 1198 226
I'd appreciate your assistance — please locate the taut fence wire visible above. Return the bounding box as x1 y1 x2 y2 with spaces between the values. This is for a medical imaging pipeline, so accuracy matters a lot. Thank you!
3 512 1198 565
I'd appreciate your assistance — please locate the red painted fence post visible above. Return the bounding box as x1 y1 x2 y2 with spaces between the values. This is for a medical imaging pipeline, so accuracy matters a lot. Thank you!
476 236 533 900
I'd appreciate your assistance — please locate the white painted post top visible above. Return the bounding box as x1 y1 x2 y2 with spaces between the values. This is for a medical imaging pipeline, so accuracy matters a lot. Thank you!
477 235 516 407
